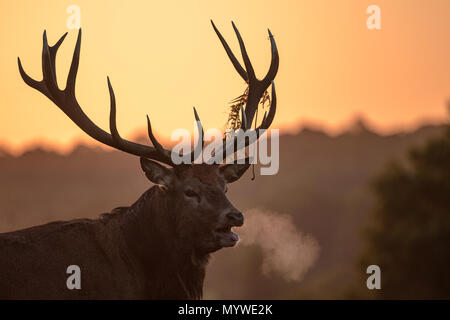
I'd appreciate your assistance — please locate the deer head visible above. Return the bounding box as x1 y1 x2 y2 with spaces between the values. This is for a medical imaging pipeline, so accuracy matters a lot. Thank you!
17 21 279 255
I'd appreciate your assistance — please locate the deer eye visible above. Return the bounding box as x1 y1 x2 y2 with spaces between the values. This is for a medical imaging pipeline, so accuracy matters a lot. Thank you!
184 189 199 199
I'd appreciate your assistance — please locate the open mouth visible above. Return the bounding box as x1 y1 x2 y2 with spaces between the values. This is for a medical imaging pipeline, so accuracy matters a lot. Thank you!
214 225 240 246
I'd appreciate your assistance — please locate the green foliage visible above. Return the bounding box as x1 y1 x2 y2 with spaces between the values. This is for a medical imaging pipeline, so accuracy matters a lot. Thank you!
362 126 450 299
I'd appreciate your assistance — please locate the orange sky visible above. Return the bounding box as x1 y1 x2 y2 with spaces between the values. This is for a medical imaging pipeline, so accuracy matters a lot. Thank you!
0 0 449 154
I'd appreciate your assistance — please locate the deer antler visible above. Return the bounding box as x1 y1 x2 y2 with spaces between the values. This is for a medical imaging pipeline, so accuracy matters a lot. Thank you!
211 21 279 158
17 29 205 166
18 22 278 165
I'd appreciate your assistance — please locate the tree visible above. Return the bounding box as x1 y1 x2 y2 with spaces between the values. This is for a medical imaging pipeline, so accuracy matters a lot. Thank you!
362 126 450 299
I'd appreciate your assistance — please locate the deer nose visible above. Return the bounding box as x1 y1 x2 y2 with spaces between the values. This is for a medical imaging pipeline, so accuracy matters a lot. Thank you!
226 210 244 226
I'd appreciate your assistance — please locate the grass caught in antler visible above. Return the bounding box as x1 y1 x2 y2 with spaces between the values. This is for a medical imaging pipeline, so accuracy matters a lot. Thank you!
226 85 271 130
226 85 272 180
226 87 247 130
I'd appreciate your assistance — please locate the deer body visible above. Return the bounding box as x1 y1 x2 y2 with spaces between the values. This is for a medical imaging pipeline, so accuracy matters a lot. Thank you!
4 21 279 299
0 186 208 299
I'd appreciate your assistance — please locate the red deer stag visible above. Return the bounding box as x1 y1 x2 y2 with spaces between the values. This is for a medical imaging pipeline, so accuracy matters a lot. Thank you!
0 21 278 299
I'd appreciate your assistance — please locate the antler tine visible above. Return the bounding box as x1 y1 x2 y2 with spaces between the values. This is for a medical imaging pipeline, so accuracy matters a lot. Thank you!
146 115 169 156
65 28 81 94
262 30 279 88
193 107 205 150
210 20 248 82
251 81 276 131
107 76 122 145
47 31 68 89
51 32 68 53
240 105 247 130
182 107 205 162
18 57 50 99
231 21 256 83
260 112 268 128
42 31 60 97
261 81 277 128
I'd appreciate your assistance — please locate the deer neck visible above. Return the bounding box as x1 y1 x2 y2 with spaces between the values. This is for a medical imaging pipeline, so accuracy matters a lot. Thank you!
119 186 208 299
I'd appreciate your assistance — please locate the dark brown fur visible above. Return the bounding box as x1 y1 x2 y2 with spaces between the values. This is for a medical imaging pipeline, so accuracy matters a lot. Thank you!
0 164 245 299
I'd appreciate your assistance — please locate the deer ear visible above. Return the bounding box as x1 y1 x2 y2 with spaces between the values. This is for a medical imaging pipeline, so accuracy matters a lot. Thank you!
140 158 174 188
220 163 251 183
